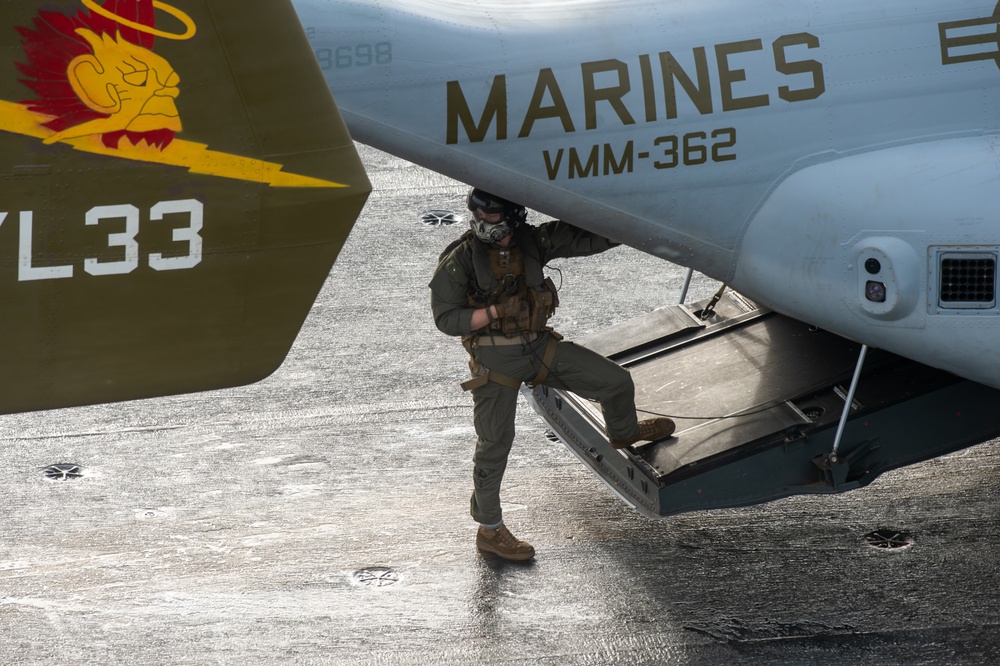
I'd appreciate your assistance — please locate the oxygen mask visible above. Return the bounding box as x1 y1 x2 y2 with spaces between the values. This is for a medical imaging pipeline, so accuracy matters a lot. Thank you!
471 211 513 244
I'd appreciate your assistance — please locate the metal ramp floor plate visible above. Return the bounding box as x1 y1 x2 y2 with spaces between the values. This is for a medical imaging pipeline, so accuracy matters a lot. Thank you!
527 292 1000 517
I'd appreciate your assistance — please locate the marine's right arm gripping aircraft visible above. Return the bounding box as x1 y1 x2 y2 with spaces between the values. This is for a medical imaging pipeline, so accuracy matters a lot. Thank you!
4 0 1000 516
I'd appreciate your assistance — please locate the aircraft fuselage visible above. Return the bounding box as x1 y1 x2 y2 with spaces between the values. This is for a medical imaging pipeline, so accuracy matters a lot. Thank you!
299 0 1000 387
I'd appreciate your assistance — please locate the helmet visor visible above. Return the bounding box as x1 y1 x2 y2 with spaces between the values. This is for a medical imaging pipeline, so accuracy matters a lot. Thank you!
468 191 507 216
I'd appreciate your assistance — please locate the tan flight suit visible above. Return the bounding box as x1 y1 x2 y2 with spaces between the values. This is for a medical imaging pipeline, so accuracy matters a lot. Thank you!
429 221 641 526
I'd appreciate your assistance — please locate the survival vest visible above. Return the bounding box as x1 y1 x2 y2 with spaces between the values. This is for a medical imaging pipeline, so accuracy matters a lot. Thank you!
466 227 559 336
444 227 563 392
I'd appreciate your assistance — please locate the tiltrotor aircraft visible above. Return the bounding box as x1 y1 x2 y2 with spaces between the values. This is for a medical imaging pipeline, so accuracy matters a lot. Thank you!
3 0 1000 517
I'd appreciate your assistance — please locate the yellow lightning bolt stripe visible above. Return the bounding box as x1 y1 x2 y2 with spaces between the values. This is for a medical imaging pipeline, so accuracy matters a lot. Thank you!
0 100 347 188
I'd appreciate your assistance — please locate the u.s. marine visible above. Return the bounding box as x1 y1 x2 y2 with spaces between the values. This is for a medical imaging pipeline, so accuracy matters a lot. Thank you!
429 188 675 560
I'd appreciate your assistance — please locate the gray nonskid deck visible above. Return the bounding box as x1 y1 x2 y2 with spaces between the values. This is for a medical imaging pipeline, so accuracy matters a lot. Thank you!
6 148 1000 664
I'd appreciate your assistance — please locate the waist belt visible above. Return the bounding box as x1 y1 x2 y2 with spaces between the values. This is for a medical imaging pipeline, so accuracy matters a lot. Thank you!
460 331 562 392
470 331 541 346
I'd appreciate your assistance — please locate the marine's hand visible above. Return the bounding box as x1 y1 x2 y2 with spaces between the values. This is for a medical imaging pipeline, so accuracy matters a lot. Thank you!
497 294 523 318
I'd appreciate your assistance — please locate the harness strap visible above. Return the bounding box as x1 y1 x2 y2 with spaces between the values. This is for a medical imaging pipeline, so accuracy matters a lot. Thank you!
460 340 522 392
460 369 522 392
459 331 563 392
526 332 560 386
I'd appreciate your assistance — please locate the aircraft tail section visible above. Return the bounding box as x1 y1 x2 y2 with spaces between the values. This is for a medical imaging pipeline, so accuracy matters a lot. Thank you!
0 0 370 413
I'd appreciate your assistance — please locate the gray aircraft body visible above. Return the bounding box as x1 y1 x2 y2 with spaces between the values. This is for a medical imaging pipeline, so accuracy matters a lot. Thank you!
294 0 1000 515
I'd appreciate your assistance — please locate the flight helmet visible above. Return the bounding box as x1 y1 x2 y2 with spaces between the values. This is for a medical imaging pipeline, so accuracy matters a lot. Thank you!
467 188 527 244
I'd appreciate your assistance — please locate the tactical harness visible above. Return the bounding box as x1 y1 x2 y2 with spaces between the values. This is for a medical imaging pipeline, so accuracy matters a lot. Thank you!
458 234 561 392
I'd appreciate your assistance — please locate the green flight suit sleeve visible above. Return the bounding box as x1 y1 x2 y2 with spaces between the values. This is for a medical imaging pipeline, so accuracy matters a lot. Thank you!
429 246 476 337
535 220 619 262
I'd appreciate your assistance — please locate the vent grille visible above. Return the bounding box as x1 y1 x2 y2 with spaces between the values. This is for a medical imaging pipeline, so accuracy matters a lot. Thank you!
939 253 996 308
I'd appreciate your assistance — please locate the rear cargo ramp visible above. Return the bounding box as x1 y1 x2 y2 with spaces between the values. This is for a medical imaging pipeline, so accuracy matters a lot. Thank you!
526 292 1000 518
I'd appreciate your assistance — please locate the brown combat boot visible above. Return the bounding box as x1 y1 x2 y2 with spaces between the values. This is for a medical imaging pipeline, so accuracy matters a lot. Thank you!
476 524 536 561
610 417 676 449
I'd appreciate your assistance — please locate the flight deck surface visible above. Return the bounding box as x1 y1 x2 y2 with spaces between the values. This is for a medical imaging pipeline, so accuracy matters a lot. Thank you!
3 146 1000 665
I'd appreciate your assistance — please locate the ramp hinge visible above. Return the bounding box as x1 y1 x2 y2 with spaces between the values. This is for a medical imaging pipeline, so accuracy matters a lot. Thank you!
814 437 879 488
